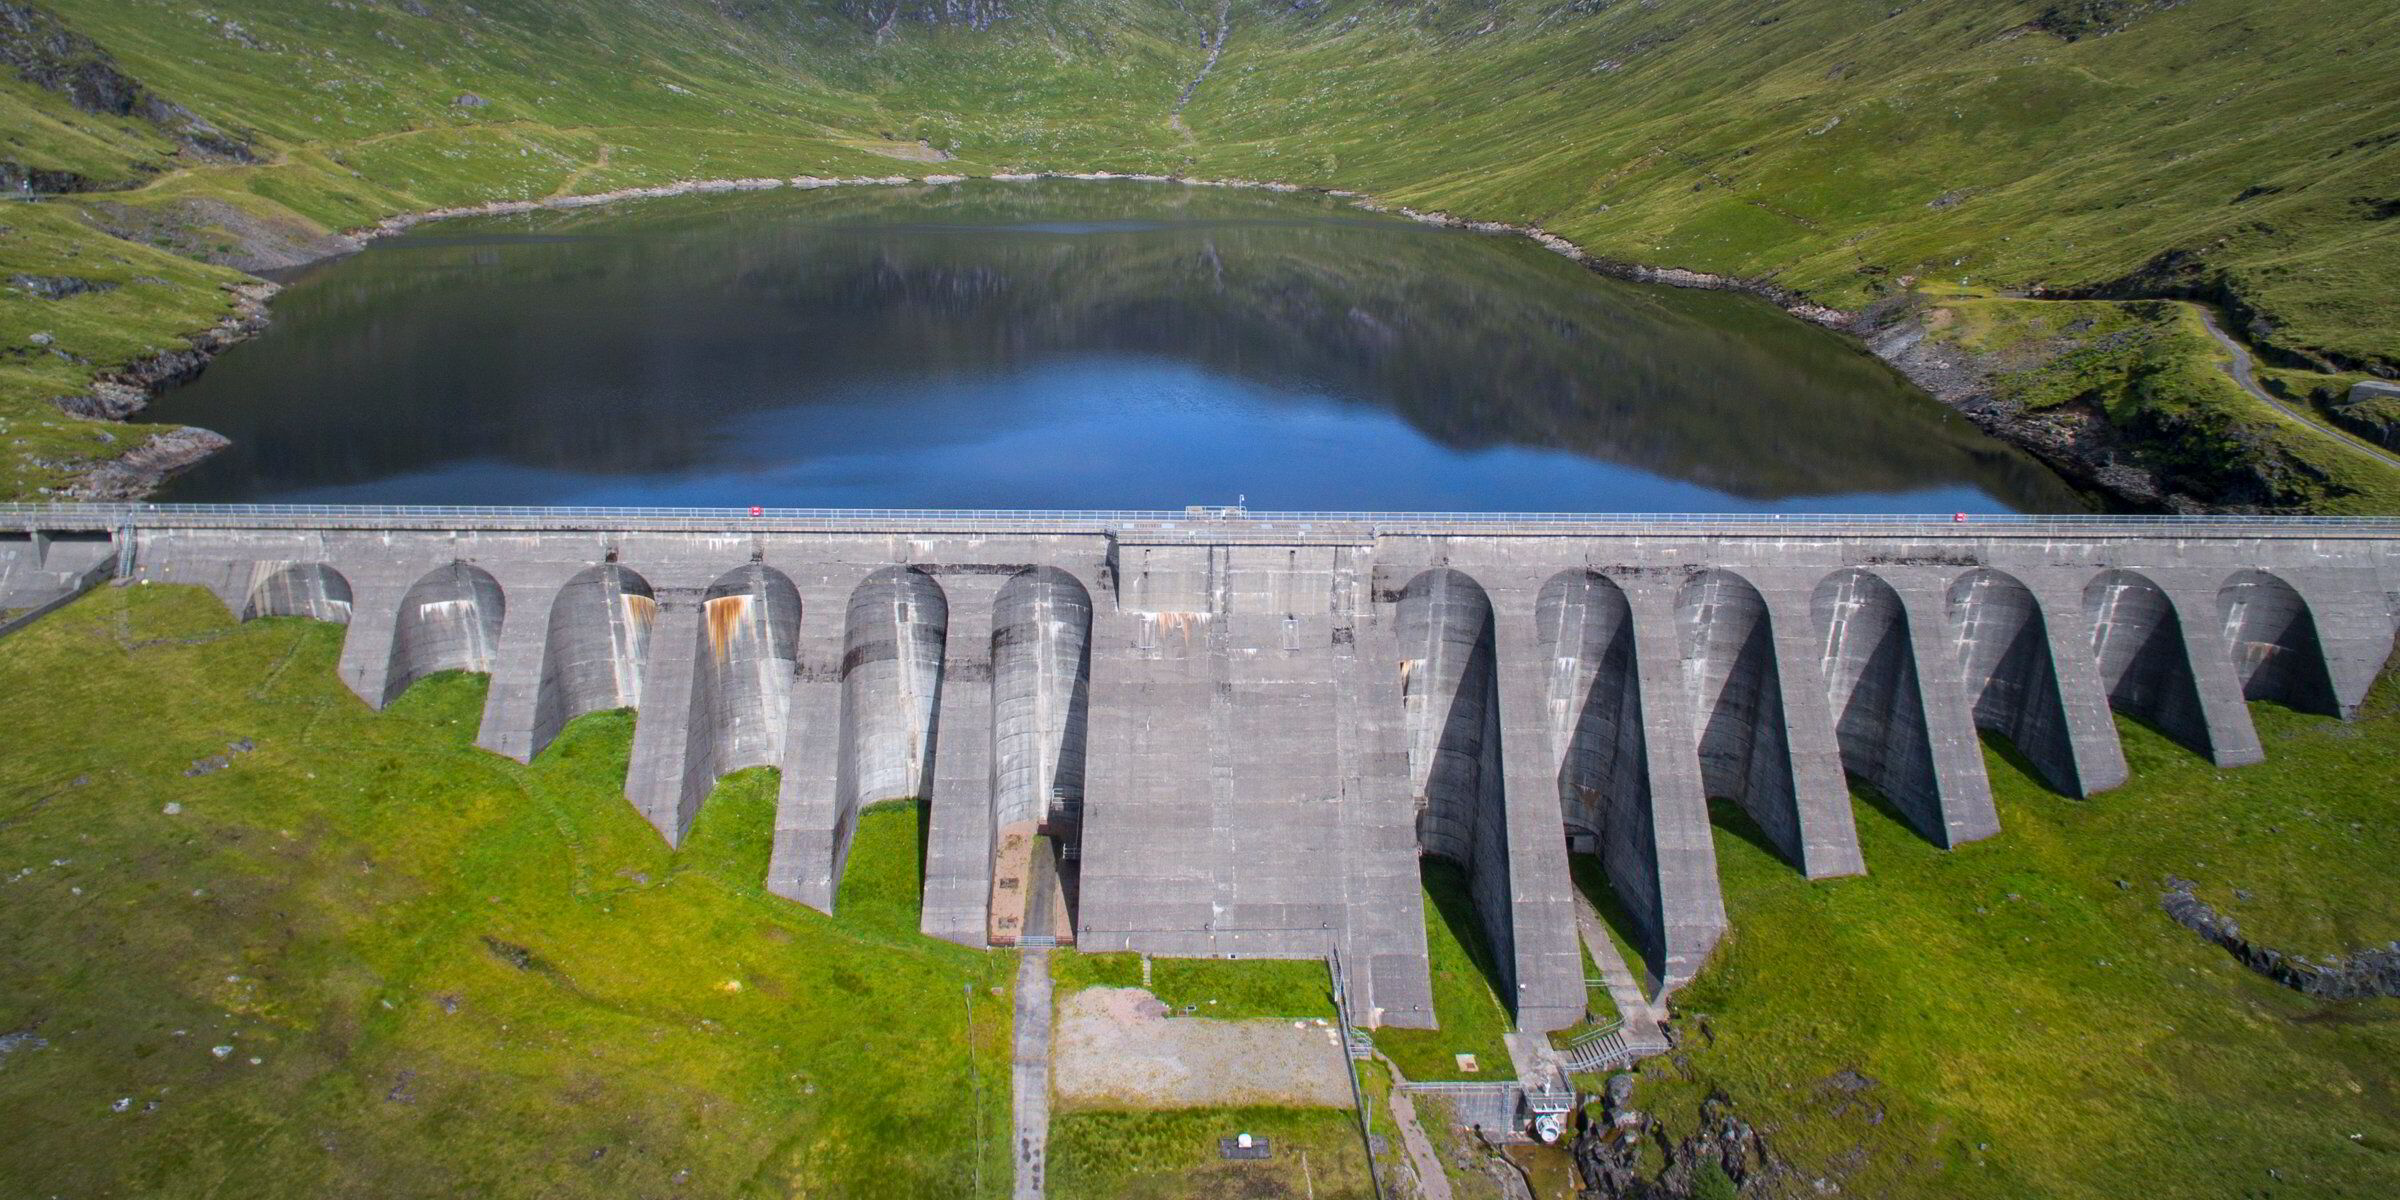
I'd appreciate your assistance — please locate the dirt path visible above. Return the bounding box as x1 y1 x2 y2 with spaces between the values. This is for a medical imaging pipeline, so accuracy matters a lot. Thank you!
1013 948 1052 1200
2192 305 2400 471
1373 1052 1456 1200
549 142 614 200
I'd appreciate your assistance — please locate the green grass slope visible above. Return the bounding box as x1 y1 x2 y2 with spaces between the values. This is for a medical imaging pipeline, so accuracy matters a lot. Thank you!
0 585 1014 1198
1634 684 2400 1198
2 0 2396 503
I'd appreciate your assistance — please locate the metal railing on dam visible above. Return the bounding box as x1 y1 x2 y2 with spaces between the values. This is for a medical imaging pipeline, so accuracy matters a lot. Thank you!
4 502 2398 539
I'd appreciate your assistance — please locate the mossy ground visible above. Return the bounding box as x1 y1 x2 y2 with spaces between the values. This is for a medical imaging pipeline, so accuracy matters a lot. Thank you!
0 585 1014 1198
1051 948 1334 1021
1636 680 2400 1199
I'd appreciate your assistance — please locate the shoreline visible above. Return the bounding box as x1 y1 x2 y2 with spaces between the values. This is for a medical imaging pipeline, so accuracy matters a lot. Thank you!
57 169 2151 507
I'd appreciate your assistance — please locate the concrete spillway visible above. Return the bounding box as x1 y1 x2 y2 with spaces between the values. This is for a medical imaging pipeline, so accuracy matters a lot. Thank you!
16 506 2396 1033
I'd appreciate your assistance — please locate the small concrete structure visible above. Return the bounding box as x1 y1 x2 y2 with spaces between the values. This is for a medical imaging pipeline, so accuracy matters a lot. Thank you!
6 505 2394 1035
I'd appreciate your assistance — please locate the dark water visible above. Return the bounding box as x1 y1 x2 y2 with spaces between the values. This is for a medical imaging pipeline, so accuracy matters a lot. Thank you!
147 180 2085 512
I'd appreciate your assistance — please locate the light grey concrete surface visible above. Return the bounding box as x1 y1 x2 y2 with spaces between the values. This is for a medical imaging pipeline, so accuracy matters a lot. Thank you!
48 511 2395 1026
1013 947 1051 1200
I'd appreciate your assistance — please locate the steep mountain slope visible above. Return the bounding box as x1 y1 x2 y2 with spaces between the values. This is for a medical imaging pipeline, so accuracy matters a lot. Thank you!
1 0 2395 506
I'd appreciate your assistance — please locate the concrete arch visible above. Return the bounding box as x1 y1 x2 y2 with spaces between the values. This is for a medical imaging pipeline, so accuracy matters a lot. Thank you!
1398 567 1500 867
243 563 352 624
1537 570 1663 952
1948 568 2080 795
529 563 657 759
841 565 949 809
988 565 1091 944
2084 569 2210 756
2218 569 2340 716
1813 568 1948 843
1676 569 1808 863
385 561 504 703
690 562 803 790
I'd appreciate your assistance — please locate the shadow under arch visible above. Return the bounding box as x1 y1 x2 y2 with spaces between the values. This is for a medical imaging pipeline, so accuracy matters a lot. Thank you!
988 565 1091 944
2218 569 2340 716
2084 568 2211 757
1395 567 1516 1011
832 565 949 897
1948 567 2081 796
243 562 352 624
682 561 803 830
530 563 657 761
385 561 503 704
1813 567 1948 845
1537 569 1663 976
1676 568 1810 864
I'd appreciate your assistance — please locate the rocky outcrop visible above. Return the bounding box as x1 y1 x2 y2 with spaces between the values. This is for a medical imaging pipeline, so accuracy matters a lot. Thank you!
2162 877 2400 1001
53 281 274 422
0 1 254 163
62 427 229 499
0 159 116 194
1573 1074 1823 1199
8 273 116 300
1850 296 2177 510
840 0 1016 37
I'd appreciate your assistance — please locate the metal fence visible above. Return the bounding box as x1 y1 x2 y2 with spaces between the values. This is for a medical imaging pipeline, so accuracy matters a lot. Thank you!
3 501 2396 538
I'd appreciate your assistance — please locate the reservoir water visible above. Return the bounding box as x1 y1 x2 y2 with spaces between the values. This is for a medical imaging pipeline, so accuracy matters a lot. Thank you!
146 180 2086 512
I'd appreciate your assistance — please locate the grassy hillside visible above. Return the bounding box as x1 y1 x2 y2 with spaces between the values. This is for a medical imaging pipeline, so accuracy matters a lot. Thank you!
2 0 2397 503
0 585 1014 1198
1629 682 2400 1198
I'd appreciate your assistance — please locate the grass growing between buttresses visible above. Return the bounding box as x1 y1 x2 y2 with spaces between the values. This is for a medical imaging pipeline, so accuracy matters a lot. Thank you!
1371 859 1518 1084
1635 675 2400 1199
0 584 1014 1198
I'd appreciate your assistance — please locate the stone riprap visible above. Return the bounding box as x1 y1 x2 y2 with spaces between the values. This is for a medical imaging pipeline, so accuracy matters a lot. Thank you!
5 508 2393 1034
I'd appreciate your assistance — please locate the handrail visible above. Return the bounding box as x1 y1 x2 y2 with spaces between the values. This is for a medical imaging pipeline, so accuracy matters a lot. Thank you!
2 502 2395 538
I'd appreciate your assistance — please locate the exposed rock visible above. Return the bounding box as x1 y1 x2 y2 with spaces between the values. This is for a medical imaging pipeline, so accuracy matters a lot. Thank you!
62 427 229 500
0 159 119 194
9 273 117 300
452 91 488 108
1851 293 2189 510
0 1 255 162
54 281 274 424
2162 876 2400 1000
83 197 362 272
2331 381 2400 451
1573 1089 1810 1199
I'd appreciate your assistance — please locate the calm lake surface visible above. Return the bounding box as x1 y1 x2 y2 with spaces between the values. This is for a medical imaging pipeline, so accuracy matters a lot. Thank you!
148 180 2086 512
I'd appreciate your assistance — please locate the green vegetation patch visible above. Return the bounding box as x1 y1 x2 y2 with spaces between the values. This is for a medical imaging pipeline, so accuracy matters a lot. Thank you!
1053 949 1334 1021
1929 295 2400 512
0 585 1013 1198
1371 859 1515 1083
1047 1105 1376 1200
1637 682 2400 1198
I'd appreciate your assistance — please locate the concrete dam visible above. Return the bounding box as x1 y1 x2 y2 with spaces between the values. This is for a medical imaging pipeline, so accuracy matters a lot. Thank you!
7 506 2395 1034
